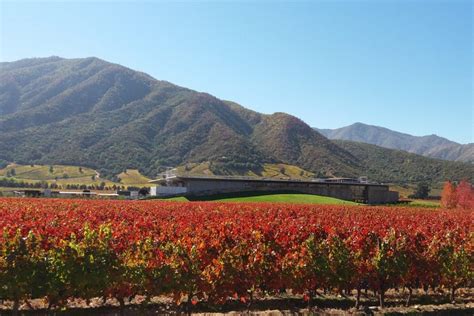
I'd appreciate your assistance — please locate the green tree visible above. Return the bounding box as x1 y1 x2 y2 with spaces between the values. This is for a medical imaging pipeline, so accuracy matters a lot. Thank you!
411 182 430 199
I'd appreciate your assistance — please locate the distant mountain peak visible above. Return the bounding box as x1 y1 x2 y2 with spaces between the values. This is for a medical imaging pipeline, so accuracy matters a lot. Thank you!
315 123 472 163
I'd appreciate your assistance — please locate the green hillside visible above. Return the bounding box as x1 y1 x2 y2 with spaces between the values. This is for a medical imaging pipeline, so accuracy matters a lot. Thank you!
0 164 151 187
117 169 152 186
0 164 96 180
162 193 359 205
176 162 314 179
0 57 360 179
334 140 474 185
1 57 472 185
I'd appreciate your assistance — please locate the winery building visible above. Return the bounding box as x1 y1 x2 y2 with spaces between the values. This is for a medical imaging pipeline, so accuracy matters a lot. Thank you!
150 175 399 204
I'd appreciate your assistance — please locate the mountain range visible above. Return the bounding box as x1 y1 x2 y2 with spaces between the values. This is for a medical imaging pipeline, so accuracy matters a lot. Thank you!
0 56 472 185
316 123 473 163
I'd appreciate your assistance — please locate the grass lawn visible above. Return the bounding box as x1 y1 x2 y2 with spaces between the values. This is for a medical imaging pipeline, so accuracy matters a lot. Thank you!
406 199 440 208
160 193 359 205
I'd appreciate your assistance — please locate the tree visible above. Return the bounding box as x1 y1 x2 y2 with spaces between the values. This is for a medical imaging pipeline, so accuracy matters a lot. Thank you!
138 187 150 196
10 168 16 177
441 181 457 209
0 160 8 169
79 167 83 174
111 175 121 183
456 180 473 210
49 165 54 173
91 175 96 181
411 182 430 199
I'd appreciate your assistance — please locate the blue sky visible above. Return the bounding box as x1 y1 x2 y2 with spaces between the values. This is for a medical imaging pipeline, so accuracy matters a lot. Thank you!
1 0 472 143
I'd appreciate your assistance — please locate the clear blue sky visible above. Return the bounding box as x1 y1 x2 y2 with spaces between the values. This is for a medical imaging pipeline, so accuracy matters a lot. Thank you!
1 0 472 143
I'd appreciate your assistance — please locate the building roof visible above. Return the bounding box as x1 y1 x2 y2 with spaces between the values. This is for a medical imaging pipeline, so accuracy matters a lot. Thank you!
150 175 385 187
59 191 97 195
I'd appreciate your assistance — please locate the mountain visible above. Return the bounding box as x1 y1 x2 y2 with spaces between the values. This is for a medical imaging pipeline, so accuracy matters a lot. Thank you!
316 123 474 163
1 57 473 185
0 57 359 178
333 140 473 185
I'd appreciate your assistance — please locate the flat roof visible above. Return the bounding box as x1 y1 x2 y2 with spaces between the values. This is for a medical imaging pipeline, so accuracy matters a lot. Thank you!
59 191 97 195
150 175 386 187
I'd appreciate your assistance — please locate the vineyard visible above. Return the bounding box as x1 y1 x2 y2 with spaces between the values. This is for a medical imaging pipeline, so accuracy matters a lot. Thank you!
0 198 473 314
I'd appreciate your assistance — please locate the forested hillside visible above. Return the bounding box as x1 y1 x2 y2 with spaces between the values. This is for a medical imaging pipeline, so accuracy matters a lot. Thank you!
1 57 472 184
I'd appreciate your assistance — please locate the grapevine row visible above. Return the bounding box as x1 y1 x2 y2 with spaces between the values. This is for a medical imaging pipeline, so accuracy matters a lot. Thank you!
0 198 472 313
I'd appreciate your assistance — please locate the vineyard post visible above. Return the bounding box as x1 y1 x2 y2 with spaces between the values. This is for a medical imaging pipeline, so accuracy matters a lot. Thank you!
117 297 125 316
12 298 19 316
450 287 456 303
307 289 317 311
306 291 312 311
378 282 385 308
355 286 361 309
186 291 192 316
405 287 412 307
247 289 254 312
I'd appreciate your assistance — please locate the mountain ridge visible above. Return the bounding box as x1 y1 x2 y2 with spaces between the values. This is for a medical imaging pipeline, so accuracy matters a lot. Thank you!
315 122 473 163
1 56 472 185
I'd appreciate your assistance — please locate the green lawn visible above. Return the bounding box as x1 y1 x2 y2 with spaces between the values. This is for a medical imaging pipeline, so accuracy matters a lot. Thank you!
406 199 440 208
160 193 358 205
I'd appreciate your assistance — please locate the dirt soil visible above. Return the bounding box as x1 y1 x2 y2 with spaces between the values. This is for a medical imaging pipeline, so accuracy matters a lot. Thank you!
0 288 472 315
